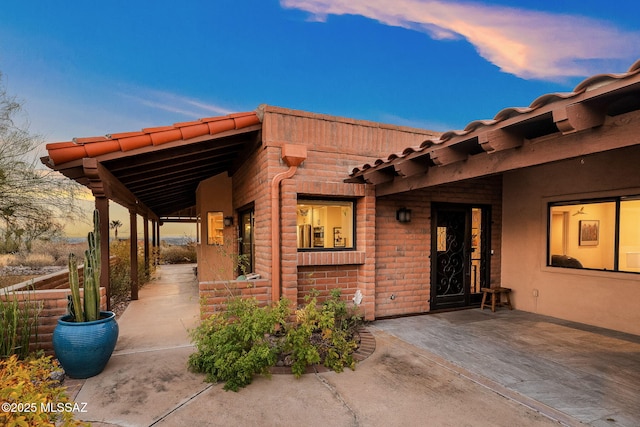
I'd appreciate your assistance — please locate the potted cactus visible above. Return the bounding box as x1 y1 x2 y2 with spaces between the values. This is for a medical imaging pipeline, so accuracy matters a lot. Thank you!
53 210 119 379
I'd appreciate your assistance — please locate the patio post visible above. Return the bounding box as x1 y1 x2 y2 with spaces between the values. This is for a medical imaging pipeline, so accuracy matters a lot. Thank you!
95 196 110 310
129 209 139 300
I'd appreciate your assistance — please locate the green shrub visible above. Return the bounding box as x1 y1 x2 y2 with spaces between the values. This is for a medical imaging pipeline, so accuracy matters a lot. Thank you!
285 289 360 377
109 240 153 305
188 289 363 391
0 289 40 359
188 297 289 391
0 354 88 426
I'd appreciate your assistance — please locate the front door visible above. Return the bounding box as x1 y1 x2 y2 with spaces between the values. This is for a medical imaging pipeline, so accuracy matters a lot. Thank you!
431 204 489 310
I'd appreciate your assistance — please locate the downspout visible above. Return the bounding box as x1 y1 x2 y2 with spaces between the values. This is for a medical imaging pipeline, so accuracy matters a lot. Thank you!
271 144 307 302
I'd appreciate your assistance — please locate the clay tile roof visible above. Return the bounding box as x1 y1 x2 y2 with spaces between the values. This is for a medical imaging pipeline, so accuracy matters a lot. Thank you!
348 58 640 179
44 111 261 166
42 110 263 219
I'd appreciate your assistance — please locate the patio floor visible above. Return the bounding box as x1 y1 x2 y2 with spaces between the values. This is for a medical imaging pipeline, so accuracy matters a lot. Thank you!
373 309 640 427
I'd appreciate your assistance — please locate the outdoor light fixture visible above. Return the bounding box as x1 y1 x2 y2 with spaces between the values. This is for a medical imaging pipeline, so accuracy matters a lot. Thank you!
223 216 234 227
396 207 411 223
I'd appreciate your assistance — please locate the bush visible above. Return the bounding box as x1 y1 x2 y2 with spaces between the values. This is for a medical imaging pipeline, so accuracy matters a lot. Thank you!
0 354 87 426
188 297 289 391
160 243 197 264
109 240 154 306
188 289 362 391
0 289 40 359
285 289 361 377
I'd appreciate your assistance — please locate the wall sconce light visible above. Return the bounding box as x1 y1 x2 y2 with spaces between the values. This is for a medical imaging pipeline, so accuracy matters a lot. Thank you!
396 207 411 223
223 216 234 227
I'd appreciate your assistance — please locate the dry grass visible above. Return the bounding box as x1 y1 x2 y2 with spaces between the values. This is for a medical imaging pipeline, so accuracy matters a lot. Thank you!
0 275 38 289
0 240 86 289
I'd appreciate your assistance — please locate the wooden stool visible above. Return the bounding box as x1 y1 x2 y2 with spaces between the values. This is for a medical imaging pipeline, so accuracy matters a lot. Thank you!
481 287 513 312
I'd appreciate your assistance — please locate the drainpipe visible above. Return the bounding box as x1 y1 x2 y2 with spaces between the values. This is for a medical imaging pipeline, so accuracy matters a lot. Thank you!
271 144 307 302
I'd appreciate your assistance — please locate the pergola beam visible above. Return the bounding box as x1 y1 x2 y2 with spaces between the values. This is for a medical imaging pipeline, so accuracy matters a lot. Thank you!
376 109 640 196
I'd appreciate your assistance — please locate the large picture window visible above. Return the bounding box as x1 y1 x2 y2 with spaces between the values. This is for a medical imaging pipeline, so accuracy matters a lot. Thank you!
548 196 640 273
297 200 354 250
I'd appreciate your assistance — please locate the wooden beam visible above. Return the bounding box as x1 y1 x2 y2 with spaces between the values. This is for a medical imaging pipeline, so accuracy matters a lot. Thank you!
82 158 158 220
376 109 640 196
143 215 150 277
553 102 606 135
129 209 139 301
394 158 429 178
363 168 395 185
478 129 524 153
428 147 467 166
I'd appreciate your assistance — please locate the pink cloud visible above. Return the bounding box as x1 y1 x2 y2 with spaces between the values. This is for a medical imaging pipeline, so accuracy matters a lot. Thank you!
281 0 640 80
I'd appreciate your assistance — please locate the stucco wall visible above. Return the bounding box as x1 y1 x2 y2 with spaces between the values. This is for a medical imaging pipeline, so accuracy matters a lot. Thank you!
502 145 640 336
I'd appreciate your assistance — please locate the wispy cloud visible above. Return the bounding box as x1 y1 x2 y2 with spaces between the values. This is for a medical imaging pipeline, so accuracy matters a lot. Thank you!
118 89 234 118
281 0 640 80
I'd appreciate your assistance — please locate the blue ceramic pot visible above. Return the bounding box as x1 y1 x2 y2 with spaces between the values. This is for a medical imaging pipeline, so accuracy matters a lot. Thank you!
53 311 119 379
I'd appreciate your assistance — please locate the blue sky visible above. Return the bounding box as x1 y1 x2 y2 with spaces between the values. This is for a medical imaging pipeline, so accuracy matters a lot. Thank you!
1 1 639 237
2 0 639 146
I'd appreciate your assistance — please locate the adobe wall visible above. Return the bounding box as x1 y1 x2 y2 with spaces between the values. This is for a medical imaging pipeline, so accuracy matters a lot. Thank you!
196 173 236 282
261 107 433 320
199 279 271 317
3 285 107 355
375 176 503 318
217 107 434 319
502 145 640 336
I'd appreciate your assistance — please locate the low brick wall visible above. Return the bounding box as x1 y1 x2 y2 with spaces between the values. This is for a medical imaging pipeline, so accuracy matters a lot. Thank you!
2 266 107 355
199 279 271 317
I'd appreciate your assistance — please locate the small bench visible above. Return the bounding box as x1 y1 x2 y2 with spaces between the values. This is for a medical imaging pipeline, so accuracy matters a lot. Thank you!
480 287 513 312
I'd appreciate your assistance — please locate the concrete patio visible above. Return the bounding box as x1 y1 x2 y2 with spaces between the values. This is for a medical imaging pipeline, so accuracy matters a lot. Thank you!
374 310 640 426
67 264 640 426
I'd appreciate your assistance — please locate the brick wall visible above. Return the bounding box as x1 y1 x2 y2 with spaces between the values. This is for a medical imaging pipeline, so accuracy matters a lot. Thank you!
231 145 277 280
3 261 113 355
2 287 107 355
199 279 271 317
375 176 503 318
200 107 443 320
297 265 359 306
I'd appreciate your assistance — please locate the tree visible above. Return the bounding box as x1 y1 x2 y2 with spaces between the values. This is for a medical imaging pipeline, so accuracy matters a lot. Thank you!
0 72 81 252
110 220 122 241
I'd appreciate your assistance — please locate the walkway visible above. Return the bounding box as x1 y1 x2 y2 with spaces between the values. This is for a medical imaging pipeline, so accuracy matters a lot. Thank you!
68 264 640 426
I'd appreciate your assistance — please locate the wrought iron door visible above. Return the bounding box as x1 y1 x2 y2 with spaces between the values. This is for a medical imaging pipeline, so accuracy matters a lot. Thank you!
431 205 471 310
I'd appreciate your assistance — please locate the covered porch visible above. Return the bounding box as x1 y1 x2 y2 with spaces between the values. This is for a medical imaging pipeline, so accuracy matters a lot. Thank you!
41 112 262 308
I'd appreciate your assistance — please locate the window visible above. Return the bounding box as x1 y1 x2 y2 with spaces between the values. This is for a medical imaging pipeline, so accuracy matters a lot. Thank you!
207 212 224 245
297 200 354 249
239 208 255 274
548 196 640 273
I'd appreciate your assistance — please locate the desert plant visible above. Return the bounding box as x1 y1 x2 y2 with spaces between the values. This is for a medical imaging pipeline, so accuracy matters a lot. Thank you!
108 239 153 306
160 242 197 264
188 297 289 391
0 354 87 426
0 287 40 358
67 210 101 322
285 289 360 377
189 290 362 390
